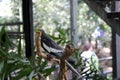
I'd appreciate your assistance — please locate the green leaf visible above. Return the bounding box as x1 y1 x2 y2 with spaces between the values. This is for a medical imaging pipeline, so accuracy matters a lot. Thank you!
57 39 62 44
12 67 32 80
1 60 7 80
5 61 26 76
0 60 4 79
0 60 4 72
57 28 65 35
18 37 22 55
43 66 56 77
74 59 82 68
39 61 47 72
0 49 8 58
37 57 42 66
28 70 35 80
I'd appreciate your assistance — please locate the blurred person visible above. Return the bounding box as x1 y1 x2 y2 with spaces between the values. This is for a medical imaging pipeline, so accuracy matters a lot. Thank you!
80 43 99 79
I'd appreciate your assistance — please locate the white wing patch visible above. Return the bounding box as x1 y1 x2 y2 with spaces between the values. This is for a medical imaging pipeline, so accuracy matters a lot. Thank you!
43 43 63 53
43 43 51 53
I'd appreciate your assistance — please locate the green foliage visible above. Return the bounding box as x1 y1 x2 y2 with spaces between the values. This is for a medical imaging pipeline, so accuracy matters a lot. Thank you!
73 51 107 80
76 1 111 46
107 74 112 80
49 28 71 46
0 0 22 23
33 0 70 33
0 27 56 80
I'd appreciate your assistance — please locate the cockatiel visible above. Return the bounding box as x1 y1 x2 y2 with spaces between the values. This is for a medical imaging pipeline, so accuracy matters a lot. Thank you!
38 29 80 77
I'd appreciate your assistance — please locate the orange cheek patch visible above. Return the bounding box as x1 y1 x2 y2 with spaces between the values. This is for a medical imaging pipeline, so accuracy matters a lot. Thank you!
37 32 41 36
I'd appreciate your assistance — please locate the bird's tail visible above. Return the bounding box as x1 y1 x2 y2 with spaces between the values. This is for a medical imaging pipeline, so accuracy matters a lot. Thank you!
50 52 76 64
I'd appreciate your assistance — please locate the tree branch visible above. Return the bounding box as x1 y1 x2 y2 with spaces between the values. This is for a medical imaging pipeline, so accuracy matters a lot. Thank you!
58 45 75 80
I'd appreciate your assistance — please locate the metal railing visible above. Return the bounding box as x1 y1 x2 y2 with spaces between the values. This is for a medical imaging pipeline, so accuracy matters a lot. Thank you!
99 56 112 61
99 56 112 78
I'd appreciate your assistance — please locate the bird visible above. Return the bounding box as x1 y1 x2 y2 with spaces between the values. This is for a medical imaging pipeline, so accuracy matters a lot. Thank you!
39 29 76 64
38 29 81 77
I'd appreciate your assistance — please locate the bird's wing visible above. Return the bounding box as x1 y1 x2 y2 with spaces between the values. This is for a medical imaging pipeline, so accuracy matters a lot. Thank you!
42 38 63 53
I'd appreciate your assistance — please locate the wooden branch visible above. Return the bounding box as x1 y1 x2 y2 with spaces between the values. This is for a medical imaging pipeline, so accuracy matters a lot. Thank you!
36 31 60 64
58 45 75 80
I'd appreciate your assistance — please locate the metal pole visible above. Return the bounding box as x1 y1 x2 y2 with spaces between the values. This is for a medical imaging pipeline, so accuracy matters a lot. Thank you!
70 0 78 47
22 0 34 58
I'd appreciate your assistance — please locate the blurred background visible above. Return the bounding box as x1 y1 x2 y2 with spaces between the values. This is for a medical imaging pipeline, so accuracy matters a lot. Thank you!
0 0 112 80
